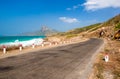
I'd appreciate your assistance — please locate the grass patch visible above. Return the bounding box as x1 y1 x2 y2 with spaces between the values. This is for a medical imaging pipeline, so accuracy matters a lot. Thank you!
113 70 120 79
102 14 120 27
112 51 120 79
66 34 78 38
93 53 105 79
95 63 104 79
73 23 101 34
94 40 120 79
115 23 120 31
54 23 101 37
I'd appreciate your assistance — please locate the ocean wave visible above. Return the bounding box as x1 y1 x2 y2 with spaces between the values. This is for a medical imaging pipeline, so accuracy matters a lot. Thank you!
0 38 44 47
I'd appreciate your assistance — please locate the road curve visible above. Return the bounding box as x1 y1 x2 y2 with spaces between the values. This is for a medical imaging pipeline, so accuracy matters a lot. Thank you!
0 38 104 79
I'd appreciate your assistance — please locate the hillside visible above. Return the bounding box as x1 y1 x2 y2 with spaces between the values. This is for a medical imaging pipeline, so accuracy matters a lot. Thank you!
56 23 101 37
88 14 120 38
53 14 120 40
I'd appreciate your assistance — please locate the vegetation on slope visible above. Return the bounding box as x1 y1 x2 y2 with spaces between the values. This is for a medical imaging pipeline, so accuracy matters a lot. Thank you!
54 14 120 40
115 23 120 31
55 23 101 38
71 23 101 34
102 14 120 27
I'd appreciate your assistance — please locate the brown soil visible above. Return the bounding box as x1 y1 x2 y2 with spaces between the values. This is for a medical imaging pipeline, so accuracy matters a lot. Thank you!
90 39 120 79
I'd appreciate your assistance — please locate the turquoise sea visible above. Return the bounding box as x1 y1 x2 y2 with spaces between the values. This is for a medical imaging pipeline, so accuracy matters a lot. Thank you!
0 36 46 46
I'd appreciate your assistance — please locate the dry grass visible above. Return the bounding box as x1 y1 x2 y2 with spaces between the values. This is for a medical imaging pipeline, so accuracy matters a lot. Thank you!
93 39 120 79
0 45 22 52
105 40 120 79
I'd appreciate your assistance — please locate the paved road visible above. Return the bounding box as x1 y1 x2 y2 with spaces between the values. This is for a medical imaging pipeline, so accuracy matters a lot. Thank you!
0 38 104 79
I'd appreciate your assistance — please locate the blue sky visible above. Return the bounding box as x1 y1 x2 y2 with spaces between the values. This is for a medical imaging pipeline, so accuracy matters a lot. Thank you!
0 0 120 35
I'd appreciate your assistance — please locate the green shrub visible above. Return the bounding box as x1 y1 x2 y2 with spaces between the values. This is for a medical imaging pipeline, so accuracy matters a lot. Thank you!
66 34 77 38
115 23 120 31
95 63 104 79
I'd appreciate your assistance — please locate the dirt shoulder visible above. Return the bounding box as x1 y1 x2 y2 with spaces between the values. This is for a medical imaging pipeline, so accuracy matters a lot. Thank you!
89 39 120 79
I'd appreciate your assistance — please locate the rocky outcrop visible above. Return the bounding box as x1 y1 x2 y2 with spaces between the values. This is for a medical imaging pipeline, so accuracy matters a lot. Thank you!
114 30 120 39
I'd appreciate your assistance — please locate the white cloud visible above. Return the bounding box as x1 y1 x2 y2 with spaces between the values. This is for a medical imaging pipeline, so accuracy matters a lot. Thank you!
83 0 120 11
66 8 72 11
73 5 78 9
66 4 81 11
59 17 79 23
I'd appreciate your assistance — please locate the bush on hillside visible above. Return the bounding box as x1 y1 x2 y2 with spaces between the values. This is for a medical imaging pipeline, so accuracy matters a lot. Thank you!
115 23 120 31
114 30 120 39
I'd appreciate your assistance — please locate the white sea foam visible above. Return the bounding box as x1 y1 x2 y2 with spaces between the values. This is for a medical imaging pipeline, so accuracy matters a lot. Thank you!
0 38 44 47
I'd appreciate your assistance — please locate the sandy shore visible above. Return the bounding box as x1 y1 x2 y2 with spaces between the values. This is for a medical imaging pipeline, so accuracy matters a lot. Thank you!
0 38 88 59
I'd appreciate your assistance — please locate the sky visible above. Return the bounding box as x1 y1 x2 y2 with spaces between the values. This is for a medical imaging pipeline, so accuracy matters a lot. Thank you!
0 0 120 35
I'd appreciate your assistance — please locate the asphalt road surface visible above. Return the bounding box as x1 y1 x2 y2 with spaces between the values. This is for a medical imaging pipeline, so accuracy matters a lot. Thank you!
0 38 104 79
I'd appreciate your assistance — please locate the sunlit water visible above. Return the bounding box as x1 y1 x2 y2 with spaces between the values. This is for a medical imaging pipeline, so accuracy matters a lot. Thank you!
0 36 46 47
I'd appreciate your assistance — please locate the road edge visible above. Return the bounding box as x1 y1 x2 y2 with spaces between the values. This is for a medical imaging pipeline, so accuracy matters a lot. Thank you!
80 38 105 79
